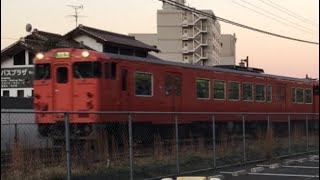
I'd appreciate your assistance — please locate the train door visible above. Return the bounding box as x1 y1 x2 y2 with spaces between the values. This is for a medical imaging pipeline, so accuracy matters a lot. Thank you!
120 67 129 110
276 84 286 112
53 64 72 111
165 72 182 112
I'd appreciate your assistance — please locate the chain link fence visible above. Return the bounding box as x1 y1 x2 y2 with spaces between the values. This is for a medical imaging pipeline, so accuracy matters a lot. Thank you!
1 111 319 180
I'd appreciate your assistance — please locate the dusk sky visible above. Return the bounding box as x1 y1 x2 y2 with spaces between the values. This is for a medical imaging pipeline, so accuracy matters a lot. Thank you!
1 0 319 78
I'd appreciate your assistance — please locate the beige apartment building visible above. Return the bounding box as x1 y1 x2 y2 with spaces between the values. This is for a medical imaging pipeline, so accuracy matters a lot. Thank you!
131 0 236 66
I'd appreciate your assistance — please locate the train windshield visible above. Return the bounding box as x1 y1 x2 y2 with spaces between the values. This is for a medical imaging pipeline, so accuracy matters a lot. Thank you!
35 64 51 80
73 61 102 78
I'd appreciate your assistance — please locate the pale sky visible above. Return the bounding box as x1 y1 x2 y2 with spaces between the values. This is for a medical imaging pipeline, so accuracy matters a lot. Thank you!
1 0 319 78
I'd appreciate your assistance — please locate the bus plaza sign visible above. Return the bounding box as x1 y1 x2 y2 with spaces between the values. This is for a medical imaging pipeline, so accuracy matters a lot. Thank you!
1 67 34 88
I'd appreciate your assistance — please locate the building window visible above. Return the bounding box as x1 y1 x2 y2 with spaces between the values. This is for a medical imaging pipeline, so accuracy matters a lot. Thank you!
3 90 9 97
242 83 253 101
196 79 210 99
135 50 147 58
305 89 312 104
228 81 240 100
28 52 35 65
266 85 272 102
13 50 26 65
213 80 225 100
256 84 266 101
103 44 119 54
120 48 134 56
17 90 24 97
135 72 153 96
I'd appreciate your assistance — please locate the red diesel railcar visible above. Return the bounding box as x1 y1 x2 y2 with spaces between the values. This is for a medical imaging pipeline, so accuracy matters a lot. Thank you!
33 48 319 136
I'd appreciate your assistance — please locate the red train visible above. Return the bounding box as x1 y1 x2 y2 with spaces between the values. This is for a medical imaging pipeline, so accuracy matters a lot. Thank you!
33 48 319 136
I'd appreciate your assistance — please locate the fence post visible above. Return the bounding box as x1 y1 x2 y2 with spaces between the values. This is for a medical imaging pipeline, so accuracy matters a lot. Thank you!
175 113 180 175
306 115 309 153
128 113 133 180
288 115 291 154
64 112 71 180
242 115 246 164
212 115 216 168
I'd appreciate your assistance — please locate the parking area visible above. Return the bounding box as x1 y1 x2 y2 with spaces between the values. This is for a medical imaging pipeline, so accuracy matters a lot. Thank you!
168 154 319 180
214 154 319 180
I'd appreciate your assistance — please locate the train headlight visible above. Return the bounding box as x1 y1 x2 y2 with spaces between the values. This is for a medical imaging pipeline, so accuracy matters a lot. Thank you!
82 51 90 57
36 53 44 60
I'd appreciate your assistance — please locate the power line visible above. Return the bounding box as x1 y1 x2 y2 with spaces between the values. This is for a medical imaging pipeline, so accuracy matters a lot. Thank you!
234 0 318 35
160 0 319 45
259 0 319 28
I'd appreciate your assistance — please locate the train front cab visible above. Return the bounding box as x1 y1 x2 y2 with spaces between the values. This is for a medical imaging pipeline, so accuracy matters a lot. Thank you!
34 49 104 136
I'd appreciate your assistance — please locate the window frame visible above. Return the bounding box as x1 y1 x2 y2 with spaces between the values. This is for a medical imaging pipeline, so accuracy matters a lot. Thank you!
304 89 313 104
213 79 226 100
134 71 153 97
196 78 210 99
255 83 266 102
228 81 240 101
295 88 304 104
266 84 272 102
242 82 254 101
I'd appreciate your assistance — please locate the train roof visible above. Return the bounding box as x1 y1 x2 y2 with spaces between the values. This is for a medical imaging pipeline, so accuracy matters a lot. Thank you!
105 52 314 84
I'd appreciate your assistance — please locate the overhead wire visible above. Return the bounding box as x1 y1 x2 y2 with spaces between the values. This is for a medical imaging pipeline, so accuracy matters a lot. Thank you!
234 0 318 35
159 0 319 45
263 0 319 28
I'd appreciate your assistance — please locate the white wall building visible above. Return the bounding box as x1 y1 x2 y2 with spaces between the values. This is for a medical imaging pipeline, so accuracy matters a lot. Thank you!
221 34 237 65
131 0 236 66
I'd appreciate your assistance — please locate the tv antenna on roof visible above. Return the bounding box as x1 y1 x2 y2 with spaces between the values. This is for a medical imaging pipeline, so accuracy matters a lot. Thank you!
67 4 86 27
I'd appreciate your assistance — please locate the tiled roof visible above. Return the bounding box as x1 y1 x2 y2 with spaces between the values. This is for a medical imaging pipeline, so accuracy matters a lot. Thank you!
64 24 160 52
1 29 89 60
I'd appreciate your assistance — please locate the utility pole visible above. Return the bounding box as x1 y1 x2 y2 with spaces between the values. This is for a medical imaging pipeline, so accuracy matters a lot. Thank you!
67 4 85 27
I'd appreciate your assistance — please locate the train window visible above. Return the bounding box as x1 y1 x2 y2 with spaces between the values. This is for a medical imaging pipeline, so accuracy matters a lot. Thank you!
175 76 181 96
305 89 312 104
228 81 240 100
105 63 110 79
196 79 210 99
255 84 266 101
121 69 128 91
135 72 153 96
73 62 101 78
242 83 253 101
292 88 296 103
57 67 68 83
213 80 225 100
111 63 117 79
296 88 304 103
35 64 51 80
165 75 172 96
266 85 272 102
105 63 117 80
313 86 319 95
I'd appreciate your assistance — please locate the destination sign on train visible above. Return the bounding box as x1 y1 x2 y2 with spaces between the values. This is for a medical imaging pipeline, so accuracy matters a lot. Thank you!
55 52 70 58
